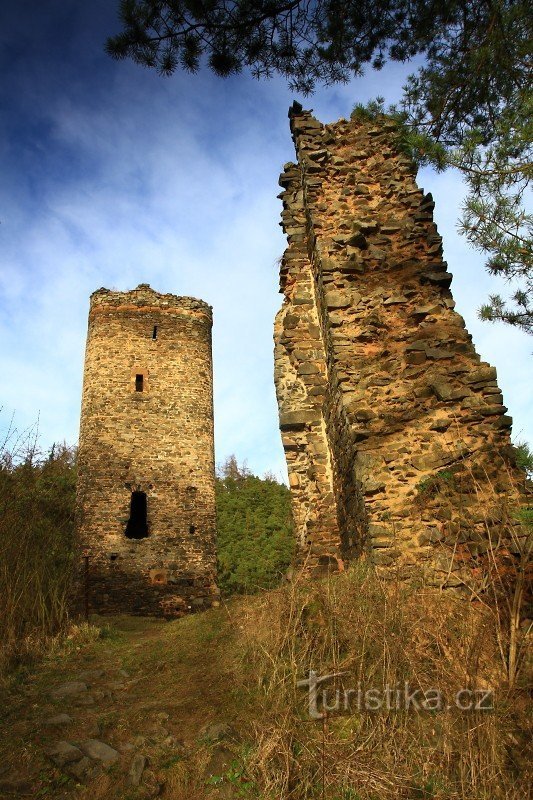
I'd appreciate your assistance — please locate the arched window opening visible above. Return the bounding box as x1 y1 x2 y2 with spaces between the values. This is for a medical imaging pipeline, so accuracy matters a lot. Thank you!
125 491 149 539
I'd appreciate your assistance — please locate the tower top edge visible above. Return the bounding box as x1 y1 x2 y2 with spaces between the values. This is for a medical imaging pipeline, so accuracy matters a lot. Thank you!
90 284 212 315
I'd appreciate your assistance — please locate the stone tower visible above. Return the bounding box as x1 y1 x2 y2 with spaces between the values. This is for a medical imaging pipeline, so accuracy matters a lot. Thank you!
77 284 218 615
275 105 528 587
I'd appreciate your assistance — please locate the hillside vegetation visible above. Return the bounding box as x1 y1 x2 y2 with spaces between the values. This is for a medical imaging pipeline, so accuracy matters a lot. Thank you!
215 456 294 595
0 434 76 664
0 436 530 798
0 569 530 799
0 444 293 666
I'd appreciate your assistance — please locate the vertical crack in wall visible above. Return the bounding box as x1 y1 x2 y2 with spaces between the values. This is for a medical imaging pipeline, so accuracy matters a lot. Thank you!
274 158 341 573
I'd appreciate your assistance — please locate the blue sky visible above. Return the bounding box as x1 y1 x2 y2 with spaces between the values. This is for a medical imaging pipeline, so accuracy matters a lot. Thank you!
0 1 531 479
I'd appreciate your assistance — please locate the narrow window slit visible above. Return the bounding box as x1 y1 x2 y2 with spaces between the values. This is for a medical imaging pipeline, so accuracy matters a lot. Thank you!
152 325 158 340
135 373 144 392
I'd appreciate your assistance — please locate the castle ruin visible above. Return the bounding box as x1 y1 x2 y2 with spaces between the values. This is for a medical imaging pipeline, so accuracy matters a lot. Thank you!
76 110 528 614
275 104 527 586
76 284 218 615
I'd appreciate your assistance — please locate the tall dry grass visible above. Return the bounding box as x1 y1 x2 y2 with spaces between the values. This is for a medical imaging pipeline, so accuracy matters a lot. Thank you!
0 421 76 668
460 464 532 689
235 563 531 800
412 447 532 690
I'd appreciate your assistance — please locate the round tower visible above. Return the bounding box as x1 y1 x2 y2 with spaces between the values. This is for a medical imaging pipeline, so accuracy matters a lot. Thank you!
76 284 218 615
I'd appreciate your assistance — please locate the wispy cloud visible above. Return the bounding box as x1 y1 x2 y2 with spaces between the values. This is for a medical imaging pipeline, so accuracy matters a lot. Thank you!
0 2 530 477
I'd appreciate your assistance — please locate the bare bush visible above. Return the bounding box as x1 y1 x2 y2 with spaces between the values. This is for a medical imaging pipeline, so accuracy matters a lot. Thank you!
0 416 76 667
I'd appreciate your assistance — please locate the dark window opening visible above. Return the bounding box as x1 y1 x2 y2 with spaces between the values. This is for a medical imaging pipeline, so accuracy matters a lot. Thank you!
135 373 144 392
189 524 196 535
125 491 149 539
152 325 158 340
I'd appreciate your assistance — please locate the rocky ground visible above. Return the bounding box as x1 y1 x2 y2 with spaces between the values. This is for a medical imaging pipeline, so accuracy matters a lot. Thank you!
1 584 529 800
0 610 245 799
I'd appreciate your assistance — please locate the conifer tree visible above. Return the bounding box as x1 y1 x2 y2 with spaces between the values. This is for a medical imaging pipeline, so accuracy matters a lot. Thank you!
107 0 532 331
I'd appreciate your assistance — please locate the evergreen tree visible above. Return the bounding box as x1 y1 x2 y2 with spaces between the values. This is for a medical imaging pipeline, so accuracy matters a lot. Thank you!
215 456 294 595
353 91 532 333
107 0 532 333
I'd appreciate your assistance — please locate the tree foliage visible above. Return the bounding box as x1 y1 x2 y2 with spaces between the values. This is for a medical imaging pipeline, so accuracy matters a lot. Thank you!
391 0 532 333
107 1 529 105
460 102 532 333
107 0 532 333
216 455 294 595
353 91 532 333
106 0 455 90
513 440 533 479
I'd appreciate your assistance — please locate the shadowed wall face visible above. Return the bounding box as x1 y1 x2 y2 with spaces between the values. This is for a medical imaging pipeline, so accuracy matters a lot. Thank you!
77 284 218 615
275 107 525 585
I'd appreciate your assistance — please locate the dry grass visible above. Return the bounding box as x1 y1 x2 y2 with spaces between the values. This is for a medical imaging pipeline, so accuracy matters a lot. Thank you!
0 575 530 799
0 439 76 670
0 417 530 798
234 565 531 799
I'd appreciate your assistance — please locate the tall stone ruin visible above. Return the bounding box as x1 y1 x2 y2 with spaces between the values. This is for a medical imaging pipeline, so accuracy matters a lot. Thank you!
77 284 218 615
275 104 527 586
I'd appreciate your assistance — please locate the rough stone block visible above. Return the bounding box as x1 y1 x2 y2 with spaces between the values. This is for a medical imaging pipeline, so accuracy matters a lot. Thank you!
420 271 453 288
279 410 320 430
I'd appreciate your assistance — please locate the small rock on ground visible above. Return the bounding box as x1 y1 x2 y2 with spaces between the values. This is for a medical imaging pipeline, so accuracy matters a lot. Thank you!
78 669 105 681
0 776 34 795
46 741 84 767
199 722 234 742
44 713 73 726
51 682 87 698
66 756 92 781
74 694 96 706
80 739 120 764
204 746 233 780
129 754 147 786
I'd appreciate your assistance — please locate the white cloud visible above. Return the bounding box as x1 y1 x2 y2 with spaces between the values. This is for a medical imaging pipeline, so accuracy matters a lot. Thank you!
0 47 530 479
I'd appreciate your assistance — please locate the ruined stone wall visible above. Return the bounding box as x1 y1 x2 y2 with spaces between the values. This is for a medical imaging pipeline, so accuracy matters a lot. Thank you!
275 106 527 586
77 284 218 615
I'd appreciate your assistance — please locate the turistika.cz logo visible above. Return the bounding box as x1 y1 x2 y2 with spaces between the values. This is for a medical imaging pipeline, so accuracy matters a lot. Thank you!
297 670 494 719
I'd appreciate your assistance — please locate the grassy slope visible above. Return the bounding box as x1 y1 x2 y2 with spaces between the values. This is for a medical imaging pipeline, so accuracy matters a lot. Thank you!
0 609 244 800
0 570 530 800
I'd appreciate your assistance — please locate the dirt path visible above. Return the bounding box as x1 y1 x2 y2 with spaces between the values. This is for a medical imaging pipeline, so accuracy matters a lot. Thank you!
0 608 246 799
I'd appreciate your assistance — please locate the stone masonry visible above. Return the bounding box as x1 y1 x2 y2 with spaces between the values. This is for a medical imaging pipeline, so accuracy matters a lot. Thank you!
275 104 528 586
77 284 218 615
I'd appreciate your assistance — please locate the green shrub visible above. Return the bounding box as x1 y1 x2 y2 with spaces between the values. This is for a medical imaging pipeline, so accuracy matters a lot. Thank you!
415 469 456 499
